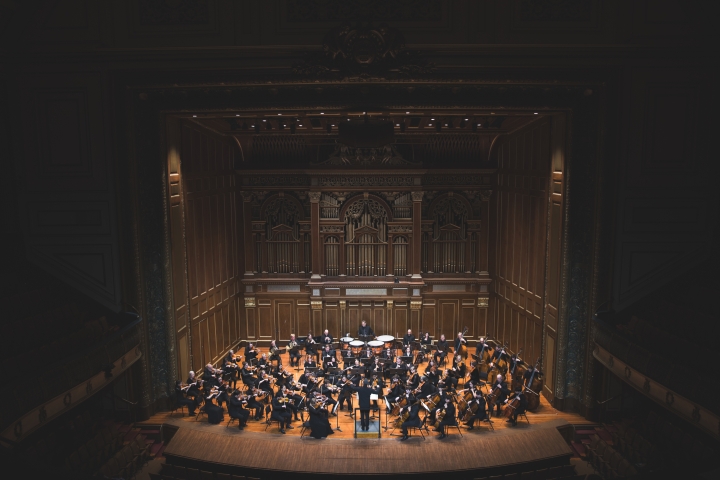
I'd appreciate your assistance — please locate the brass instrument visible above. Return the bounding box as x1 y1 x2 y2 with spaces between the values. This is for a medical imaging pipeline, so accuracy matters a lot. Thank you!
270 346 280 356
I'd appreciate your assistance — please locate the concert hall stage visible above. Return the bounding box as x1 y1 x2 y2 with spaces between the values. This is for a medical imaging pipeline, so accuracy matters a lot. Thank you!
162 417 573 479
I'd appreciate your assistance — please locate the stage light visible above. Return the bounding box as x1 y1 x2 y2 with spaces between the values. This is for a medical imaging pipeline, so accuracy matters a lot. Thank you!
534 112 538 115
320 112 324 115
236 114 239 117
192 115 197 117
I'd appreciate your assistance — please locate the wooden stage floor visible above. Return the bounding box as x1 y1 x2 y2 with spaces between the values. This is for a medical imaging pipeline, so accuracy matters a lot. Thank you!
141 352 592 478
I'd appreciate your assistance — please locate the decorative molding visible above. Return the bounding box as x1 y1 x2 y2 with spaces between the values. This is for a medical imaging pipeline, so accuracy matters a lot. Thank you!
318 176 415 187
285 0 444 23
386 300 394 309
244 297 256 307
266 285 301 292
339 300 346 309
308 192 322 203
310 300 323 310
244 175 310 187
477 297 489 308
479 189 493 201
411 191 424 202
240 191 254 202
410 300 422 310
346 288 387 296
389 225 412 233
321 225 344 233
423 174 490 186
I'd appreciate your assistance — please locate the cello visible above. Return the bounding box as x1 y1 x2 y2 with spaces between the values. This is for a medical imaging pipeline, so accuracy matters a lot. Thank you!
524 357 543 412
508 348 525 390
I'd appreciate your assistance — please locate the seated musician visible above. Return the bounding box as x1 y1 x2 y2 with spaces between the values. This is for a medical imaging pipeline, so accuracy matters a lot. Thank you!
341 348 354 368
425 363 440 385
304 354 318 371
455 331 467 359
523 364 542 389
305 333 318 358
427 386 450 423
357 320 374 338
418 375 437 399
464 381 488 430
308 392 334 439
387 376 405 403
489 344 508 368
269 340 281 364
370 357 384 376
202 394 224 425
223 350 239 388
228 389 250 429
287 334 301 367
490 374 510 417
420 332 432 349
245 343 258 363
256 353 269 372
246 388 265 421
185 378 203 407
402 345 413 360
362 345 374 359
505 386 528 426
324 352 339 373
399 394 421 441
451 354 467 379
321 344 336 363
406 366 420 390
434 334 449 364
186 370 197 385
318 381 338 414
174 380 197 416
337 376 354 411
204 362 221 380
508 353 522 375
256 372 275 398
298 371 318 394
469 360 484 385
320 329 333 345
402 329 415 348
383 347 395 361
270 387 294 434
240 362 257 388
435 396 457 439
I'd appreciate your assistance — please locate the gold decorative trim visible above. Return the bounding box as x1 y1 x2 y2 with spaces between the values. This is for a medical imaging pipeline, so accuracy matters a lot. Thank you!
311 300 323 310
386 300 394 309
477 297 489 307
410 300 422 310
339 300 346 309
244 297 256 307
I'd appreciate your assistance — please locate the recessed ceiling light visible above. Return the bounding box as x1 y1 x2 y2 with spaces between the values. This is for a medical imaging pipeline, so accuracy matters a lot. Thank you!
428 124 432 126
278 113 282 115
320 112 324 115
445 124 448 126
298 124 303 127
363 111 366 114
262 119 267 122
431 118 435 120
331 124 335 126
283 124 286 127
236 114 239 117
192 115 197 117
406 111 410 114
465 118 468 121
534 112 538 115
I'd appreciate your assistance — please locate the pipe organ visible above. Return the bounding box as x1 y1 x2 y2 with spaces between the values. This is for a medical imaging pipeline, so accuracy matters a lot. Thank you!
240 172 494 345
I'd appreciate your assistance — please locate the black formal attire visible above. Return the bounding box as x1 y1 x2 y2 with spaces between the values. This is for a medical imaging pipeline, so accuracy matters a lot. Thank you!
240 367 257 387
402 333 415 348
308 403 334 439
506 391 528 425
436 401 457 435
304 359 318 371
245 346 258 363
523 367 541 386
435 339 449 364
304 337 318 357
426 369 440 386
419 381 437 399
257 377 274 398
338 381 354 411
324 357 339 373
383 348 395 360
400 402 422 436
351 384 380 430
361 349 374 360
175 384 196 415
454 337 467 355
320 333 333 345
476 342 489 360
358 324 374 337
270 396 293 431
465 394 488 428
469 365 483 385
288 340 301 366
203 365 218 380
246 392 265 420
490 380 510 415
185 382 202 405
228 394 250 427
319 384 338 410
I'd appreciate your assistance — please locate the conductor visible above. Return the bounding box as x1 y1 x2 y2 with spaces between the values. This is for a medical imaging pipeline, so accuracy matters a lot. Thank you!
358 320 374 338
350 379 380 431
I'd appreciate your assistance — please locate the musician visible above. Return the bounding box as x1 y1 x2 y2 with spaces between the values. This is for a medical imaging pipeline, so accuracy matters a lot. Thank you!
337 376 354 412
387 376 405 403
245 343 258 363
490 345 508 366
320 329 333 345
417 376 437 398
402 329 415 348
370 357 384 377
523 364 542 387
204 362 221 380
256 353 269 373
257 372 275 398
362 345 374 359
269 340 281 364
203 395 224 425
475 337 489 360
490 374 510 417
270 387 294 434
240 362 257 387
399 395 421 441
223 350 240 388
185 379 202 407
298 370 317 394
469 361 483 385
324 353 339 373
434 334 449 365
464 382 488 430
350 379 380 431
383 347 395 361
392 357 407 372
508 353 522 375
321 344 336 364
425 363 440 385
406 366 420 391
287 334 301 367
357 320 374 338
246 388 266 421
505 387 528 426
304 354 318 371
435 396 457 439
420 332 432 349
427 386 450 423
308 393 334 439
305 333 318 358
341 347 354 368
318 381 338 413
228 389 250 429
451 354 467 379
455 331 467 359
174 380 197 416
187 370 197 385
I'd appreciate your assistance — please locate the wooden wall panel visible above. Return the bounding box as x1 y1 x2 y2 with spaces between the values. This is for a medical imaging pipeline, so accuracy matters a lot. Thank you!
421 306 436 337
395 308 408 337
173 121 241 373
493 119 550 364
276 301 293 339
325 307 339 337
297 306 310 337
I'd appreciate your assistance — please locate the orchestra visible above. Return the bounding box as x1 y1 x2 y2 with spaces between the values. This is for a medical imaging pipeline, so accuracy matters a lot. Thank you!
171 328 543 439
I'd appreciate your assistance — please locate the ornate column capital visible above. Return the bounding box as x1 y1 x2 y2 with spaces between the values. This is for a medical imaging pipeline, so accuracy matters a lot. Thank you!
479 190 493 202
245 297 256 307
240 191 254 202
386 300 394 309
411 191 424 202
311 300 323 310
308 192 322 203
477 297 489 308
410 300 422 310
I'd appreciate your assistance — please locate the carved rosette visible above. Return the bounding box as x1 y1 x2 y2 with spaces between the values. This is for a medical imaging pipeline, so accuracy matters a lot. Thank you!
311 300 323 310
244 297 256 308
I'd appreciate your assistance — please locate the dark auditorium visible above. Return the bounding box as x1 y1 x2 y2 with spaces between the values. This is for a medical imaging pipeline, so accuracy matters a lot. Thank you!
0 2 718 479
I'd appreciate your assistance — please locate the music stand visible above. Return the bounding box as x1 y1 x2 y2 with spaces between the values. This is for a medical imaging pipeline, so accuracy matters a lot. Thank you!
358 335 374 343
332 399 342 431
360 357 373 366
386 368 406 379
400 355 413 364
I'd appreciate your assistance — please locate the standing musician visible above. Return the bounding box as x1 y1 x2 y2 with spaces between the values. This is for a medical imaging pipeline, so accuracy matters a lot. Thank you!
475 336 490 360
505 386 528 426
489 374 510 417
358 320 374 338
228 389 250 429
455 331 468 359
402 329 416 348
464 382 488 430
434 334 449 365
399 394 421 441
351 379 380 431
270 387 294 434
307 392 334 439
435 396 457 439
287 334 301 367
245 343 259 363
337 376 354 412
320 329 333 345
174 380 197 416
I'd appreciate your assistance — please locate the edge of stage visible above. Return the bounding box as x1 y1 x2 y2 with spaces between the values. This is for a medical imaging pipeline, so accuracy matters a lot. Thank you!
162 416 574 479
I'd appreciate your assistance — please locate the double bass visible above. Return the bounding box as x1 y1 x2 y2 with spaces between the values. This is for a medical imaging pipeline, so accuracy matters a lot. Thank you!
524 357 543 411
457 326 469 360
